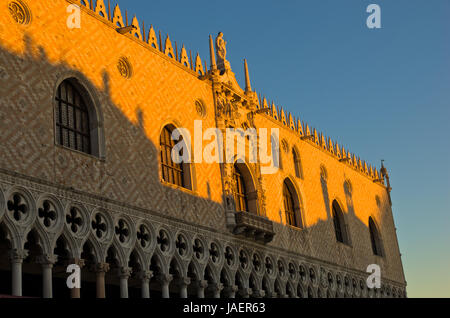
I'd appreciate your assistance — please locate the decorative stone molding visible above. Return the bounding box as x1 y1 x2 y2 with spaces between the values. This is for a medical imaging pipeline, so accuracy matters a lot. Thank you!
0 177 406 298
8 0 31 25
117 57 132 79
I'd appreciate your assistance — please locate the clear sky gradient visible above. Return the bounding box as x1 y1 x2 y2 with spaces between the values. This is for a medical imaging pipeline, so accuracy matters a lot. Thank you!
119 0 450 297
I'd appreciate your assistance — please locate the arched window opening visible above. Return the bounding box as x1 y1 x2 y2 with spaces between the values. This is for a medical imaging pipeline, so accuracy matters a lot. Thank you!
55 80 91 154
232 162 260 215
160 125 192 189
369 217 383 256
283 181 298 227
282 178 303 228
292 148 303 179
233 164 248 212
332 200 348 244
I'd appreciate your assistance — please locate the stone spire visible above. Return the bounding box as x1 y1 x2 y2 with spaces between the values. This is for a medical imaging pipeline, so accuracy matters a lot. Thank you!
244 59 252 92
209 35 217 71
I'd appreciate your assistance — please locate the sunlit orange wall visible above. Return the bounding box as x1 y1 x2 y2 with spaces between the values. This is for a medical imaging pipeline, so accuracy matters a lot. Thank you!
0 0 405 284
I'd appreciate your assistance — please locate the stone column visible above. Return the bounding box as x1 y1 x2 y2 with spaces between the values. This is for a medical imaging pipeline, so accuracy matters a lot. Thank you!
179 277 191 298
139 270 153 299
37 254 57 299
9 249 27 297
94 263 109 298
69 258 85 299
157 274 173 299
119 267 132 298
196 280 208 298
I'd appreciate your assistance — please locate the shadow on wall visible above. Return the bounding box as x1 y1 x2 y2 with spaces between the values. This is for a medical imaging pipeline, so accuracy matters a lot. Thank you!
0 34 402 298
0 33 225 229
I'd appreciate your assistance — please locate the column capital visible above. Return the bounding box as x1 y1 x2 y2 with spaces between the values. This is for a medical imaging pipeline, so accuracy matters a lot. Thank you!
9 249 28 263
157 273 173 284
37 254 58 266
139 270 153 281
70 258 85 268
119 266 133 279
178 277 191 287
224 285 239 293
252 290 266 298
94 262 110 273
196 279 209 289
208 282 224 292
239 287 253 298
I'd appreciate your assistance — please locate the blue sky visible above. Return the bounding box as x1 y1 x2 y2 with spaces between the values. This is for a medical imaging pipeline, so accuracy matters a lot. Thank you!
120 0 450 297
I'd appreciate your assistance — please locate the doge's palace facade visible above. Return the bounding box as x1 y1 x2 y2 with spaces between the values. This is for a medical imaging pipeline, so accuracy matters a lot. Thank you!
0 0 406 298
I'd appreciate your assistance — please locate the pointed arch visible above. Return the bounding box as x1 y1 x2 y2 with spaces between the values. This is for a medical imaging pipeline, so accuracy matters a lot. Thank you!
332 200 349 245
292 146 304 179
159 123 194 190
282 178 304 228
233 162 259 215
81 238 101 265
369 216 384 256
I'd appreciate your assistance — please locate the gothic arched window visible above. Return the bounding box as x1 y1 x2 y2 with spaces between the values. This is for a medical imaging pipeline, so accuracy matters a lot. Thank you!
160 125 185 187
283 181 297 227
233 164 248 212
55 80 91 154
332 200 348 244
292 148 303 179
369 217 383 256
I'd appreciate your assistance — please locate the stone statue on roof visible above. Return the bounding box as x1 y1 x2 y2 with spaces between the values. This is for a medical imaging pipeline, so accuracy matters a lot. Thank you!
215 32 230 71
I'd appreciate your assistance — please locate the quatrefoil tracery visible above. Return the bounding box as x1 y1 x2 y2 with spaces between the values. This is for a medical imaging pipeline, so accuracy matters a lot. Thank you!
193 239 204 260
115 219 130 243
209 243 220 263
175 234 187 256
7 193 28 222
92 213 107 239
239 250 248 269
137 224 150 248
38 200 57 228
66 207 83 234
265 257 273 275
252 254 261 272
157 230 170 252
224 247 234 266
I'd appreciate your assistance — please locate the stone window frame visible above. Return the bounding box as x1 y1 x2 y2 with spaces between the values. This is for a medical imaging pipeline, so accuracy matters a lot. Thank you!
53 73 106 160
